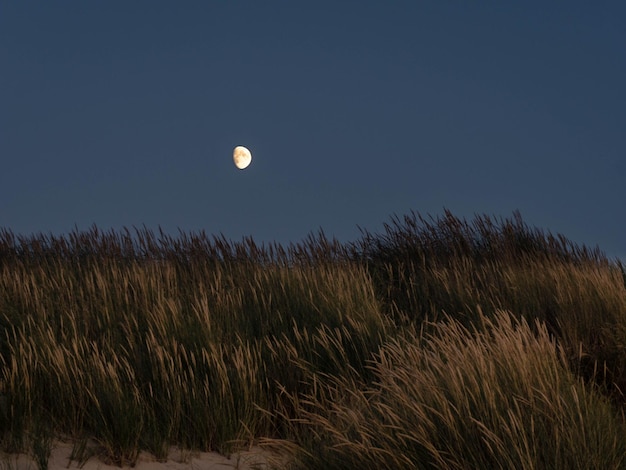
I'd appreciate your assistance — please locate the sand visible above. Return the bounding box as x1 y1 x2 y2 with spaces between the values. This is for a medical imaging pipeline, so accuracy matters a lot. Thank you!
2 441 283 470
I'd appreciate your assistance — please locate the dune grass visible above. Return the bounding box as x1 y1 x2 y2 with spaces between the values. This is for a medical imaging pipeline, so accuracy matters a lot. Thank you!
280 310 626 469
0 211 625 468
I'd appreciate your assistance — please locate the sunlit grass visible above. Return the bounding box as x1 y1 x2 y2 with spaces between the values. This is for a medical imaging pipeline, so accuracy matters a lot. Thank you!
279 310 626 469
0 211 625 468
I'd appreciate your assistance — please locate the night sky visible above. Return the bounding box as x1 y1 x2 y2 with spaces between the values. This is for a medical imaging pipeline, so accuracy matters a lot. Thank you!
2 2 624 260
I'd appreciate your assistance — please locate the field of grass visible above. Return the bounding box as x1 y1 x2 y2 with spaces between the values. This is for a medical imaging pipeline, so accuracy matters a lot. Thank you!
1 210 625 469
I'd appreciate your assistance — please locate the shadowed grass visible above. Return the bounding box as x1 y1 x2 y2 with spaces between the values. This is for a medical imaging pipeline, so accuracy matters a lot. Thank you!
353 210 626 401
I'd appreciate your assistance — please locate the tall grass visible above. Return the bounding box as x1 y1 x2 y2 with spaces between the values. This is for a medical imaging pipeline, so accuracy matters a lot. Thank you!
280 310 626 469
0 211 625 468
0 227 386 465
353 210 626 399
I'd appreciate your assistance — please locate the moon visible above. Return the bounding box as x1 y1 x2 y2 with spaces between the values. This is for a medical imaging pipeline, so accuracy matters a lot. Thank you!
233 146 252 170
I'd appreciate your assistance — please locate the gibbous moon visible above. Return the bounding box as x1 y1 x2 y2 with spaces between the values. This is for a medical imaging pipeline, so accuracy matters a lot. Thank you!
233 146 252 170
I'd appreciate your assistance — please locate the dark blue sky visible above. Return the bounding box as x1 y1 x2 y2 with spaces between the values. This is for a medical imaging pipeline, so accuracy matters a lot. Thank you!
2 2 625 260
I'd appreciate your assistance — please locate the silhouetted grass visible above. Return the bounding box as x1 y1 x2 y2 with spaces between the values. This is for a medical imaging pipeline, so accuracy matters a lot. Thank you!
0 210 625 468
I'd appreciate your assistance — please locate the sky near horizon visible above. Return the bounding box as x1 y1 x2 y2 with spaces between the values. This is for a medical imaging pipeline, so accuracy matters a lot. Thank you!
1 2 625 260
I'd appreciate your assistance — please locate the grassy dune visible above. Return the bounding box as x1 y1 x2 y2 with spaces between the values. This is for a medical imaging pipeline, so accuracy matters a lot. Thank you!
1 211 625 469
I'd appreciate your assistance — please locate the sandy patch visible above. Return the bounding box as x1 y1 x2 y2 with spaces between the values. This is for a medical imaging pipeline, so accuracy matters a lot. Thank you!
1 441 283 470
